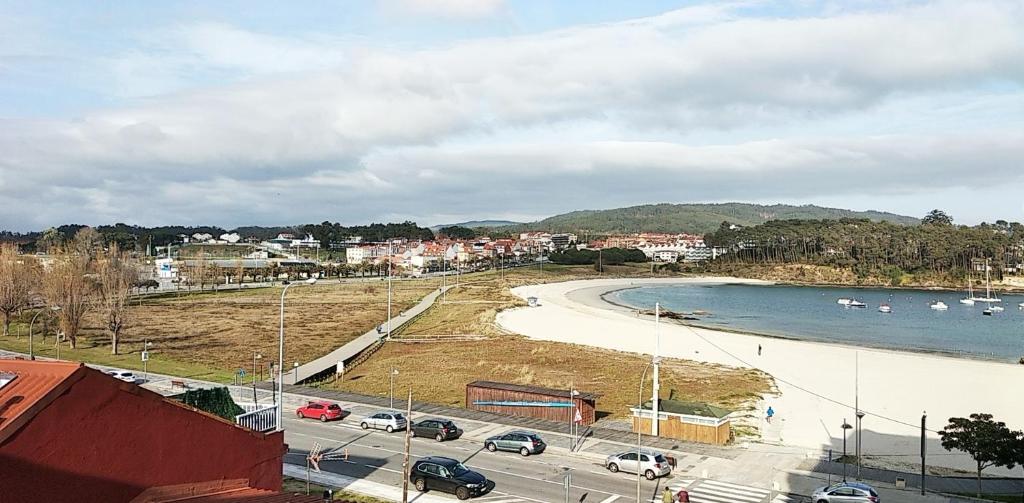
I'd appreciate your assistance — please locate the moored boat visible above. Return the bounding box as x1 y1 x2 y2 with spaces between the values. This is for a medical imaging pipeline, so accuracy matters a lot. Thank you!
837 298 852 305
878 304 892 313
930 301 949 310
849 300 866 308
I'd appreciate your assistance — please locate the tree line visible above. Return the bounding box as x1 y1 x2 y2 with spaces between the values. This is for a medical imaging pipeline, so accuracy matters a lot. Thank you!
548 247 648 266
705 210 1024 283
0 227 136 354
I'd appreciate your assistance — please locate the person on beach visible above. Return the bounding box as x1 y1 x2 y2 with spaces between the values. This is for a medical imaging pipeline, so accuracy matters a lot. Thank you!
758 344 762 356
766 406 775 424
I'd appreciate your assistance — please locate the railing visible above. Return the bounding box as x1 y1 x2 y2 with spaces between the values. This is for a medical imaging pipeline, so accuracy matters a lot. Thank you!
235 404 277 432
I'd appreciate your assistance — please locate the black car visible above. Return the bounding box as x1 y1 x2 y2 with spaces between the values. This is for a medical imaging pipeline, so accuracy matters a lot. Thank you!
410 456 490 500
410 418 463 442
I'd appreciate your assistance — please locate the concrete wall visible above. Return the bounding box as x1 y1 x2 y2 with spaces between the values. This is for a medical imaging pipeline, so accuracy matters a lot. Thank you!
0 369 284 502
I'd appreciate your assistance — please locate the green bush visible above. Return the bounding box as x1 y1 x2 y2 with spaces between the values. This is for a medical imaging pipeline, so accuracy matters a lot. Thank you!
175 387 244 420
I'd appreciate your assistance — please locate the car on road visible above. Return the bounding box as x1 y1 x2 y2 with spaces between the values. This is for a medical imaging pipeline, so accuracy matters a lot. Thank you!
811 482 880 503
410 418 463 441
360 411 407 432
296 401 344 422
605 449 672 480
484 431 546 456
105 370 137 383
410 456 490 500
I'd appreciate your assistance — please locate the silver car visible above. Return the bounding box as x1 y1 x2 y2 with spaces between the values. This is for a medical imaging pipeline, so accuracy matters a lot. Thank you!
811 482 880 502
605 449 672 480
360 411 408 433
484 431 546 456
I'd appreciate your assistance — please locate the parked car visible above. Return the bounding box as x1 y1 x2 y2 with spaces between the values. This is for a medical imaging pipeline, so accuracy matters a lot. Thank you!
604 449 672 480
811 482 880 503
484 431 546 456
360 411 408 432
411 418 463 441
410 456 489 500
296 401 344 422
105 370 137 383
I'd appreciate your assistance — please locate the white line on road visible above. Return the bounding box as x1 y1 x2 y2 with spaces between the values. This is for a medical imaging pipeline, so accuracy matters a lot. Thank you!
598 496 621 503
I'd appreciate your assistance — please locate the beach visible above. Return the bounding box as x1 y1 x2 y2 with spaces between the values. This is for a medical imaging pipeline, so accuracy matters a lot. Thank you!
496 277 1024 474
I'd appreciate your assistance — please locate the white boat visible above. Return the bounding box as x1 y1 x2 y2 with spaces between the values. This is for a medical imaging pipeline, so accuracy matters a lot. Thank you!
991 305 1004 312
972 259 1002 303
930 301 949 310
959 276 975 305
1019 302 1024 309
983 307 993 316
837 298 852 305
878 304 892 313
849 300 867 308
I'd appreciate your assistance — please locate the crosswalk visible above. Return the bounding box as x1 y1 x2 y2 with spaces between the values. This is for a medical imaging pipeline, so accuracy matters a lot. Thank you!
660 478 773 503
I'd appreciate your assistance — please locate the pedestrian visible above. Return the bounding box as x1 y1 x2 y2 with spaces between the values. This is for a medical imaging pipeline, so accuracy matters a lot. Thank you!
676 489 690 503
766 406 775 424
758 344 762 356
662 487 673 503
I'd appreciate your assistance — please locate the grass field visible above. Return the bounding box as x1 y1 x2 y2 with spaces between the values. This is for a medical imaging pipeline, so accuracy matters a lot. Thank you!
0 277 440 380
330 264 773 421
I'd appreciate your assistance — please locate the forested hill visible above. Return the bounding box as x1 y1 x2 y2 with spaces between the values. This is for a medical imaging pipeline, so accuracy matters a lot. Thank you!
515 203 919 235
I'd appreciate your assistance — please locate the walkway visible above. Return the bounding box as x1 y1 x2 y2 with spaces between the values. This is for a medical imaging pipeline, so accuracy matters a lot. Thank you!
291 285 452 383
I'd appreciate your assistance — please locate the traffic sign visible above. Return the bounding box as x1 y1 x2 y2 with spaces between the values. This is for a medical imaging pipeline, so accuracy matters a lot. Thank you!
238 368 246 377
141 351 149 362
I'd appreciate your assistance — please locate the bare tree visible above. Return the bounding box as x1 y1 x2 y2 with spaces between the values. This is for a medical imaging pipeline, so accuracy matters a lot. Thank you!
42 250 93 349
0 243 41 336
97 244 136 354
71 226 105 258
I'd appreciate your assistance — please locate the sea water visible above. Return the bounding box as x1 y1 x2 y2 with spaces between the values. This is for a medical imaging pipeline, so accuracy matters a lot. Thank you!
609 283 1024 361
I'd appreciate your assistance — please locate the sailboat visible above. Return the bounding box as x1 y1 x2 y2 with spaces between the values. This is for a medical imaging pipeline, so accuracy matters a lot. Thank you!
959 274 975 305
972 259 1002 303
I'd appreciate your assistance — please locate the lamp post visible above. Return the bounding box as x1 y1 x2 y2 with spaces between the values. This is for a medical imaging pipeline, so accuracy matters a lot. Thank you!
841 419 853 482
252 352 262 405
652 302 661 436
636 356 660 503
142 340 153 382
29 306 60 361
277 277 317 432
389 367 400 409
856 410 865 478
921 411 927 496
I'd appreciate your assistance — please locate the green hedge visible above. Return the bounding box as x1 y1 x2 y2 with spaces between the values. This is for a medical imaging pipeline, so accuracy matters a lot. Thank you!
175 387 244 420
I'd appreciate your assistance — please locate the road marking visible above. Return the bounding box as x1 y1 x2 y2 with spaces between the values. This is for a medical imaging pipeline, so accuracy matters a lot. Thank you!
684 479 771 503
598 496 620 503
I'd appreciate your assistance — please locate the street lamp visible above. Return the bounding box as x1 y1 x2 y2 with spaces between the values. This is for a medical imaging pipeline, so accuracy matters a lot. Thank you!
28 306 60 361
389 367 400 409
841 419 853 482
142 340 153 382
253 352 262 405
277 277 317 432
636 356 661 503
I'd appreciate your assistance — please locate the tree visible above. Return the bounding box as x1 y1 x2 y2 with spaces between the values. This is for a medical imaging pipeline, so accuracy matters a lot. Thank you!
439 226 476 240
939 413 1015 498
922 209 953 226
96 244 135 354
0 244 41 336
71 226 105 258
36 227 64 253
42 250 93 349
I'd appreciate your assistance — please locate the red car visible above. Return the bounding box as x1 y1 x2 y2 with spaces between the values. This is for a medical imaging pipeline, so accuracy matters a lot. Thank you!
296 401 345 422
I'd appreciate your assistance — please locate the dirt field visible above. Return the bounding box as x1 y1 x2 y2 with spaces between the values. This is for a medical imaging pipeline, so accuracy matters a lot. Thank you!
329 264 773 420
68 277 441 374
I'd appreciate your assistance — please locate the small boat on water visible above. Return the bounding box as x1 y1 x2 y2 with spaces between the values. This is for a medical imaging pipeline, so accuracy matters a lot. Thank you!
878 304 892 313
991 305 1004 312
849 300 867 308
930 301 949 310
983 307 993 316
960 274 976 305
1019 302 1024 309
837 298 852 305
972 259 1002 303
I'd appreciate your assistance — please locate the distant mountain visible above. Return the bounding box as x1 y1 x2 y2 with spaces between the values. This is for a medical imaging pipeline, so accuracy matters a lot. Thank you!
430 220 521 231
514 203 920 235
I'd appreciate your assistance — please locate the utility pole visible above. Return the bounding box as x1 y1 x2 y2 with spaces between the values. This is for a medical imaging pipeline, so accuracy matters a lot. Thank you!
855 351 861 478
402 388 413 503
921 412 927 495
652 302 661 436
387 241 393 339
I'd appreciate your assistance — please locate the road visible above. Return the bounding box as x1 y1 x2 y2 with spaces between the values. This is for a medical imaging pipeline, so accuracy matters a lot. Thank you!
281 402 778 503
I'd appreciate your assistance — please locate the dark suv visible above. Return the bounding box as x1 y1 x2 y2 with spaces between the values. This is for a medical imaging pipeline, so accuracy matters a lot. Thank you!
410 456 490 500
411 418 463 442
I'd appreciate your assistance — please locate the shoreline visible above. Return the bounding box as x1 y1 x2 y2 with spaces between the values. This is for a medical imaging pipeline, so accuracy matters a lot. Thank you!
596 284 1021 365
496 276 1024 475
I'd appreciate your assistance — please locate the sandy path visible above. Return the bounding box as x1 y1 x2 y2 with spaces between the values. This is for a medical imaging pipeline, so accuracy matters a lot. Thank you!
496 277 1024 474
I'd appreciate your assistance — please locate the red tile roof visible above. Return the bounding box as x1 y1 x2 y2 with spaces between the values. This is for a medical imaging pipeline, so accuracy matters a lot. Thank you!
0 360 85 443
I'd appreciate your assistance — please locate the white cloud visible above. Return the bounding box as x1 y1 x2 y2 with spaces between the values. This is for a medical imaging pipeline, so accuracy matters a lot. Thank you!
381 0 506 19
1 1 1023 230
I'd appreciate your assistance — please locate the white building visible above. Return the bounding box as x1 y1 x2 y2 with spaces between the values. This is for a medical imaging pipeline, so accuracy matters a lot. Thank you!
219 232 241 243
653 250 680 262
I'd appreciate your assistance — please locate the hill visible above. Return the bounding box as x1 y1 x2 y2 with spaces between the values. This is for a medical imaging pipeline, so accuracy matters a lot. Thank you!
430 220 520 231
515 203 919 235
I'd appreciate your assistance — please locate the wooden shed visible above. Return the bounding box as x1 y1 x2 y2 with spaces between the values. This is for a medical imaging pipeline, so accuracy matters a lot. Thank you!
631 399 732 445
466 381 600 425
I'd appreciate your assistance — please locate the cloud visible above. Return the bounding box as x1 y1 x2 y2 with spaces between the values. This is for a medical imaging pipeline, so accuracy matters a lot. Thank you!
1 1 1023 230
380 0 506 19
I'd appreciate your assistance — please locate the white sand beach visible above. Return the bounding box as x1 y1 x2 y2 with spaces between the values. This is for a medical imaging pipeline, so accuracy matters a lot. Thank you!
496 277 1024 474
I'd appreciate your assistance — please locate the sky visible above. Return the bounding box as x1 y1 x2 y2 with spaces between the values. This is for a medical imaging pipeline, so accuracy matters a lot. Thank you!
1 0 1023 231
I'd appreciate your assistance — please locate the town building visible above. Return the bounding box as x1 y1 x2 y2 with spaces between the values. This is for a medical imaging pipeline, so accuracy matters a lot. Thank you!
631 398 733 445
